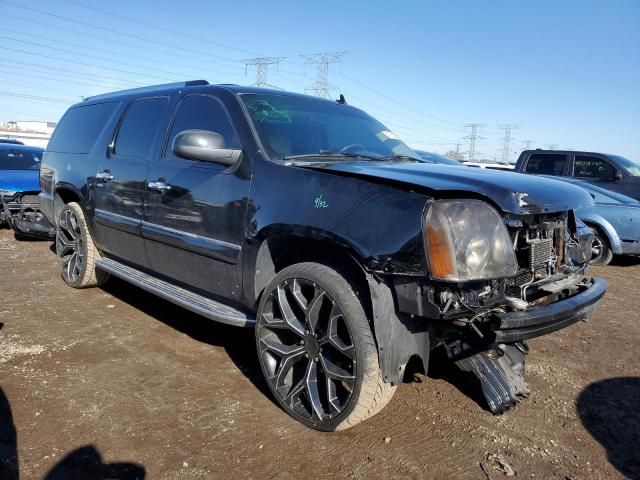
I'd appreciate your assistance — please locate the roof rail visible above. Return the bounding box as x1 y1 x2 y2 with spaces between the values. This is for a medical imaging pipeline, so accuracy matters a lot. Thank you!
84 80 209 102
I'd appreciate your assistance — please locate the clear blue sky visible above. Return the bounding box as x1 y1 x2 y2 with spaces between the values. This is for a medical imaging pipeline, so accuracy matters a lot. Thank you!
1 0 638 160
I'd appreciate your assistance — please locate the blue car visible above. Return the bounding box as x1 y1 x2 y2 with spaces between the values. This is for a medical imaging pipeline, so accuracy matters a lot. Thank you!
0 144 55 238
545 176 640 264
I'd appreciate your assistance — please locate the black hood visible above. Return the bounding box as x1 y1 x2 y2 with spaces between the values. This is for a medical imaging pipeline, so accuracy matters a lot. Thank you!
309 162 594 214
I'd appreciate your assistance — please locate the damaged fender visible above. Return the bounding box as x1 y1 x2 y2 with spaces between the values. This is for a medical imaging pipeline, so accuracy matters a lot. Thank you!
366 273 430 385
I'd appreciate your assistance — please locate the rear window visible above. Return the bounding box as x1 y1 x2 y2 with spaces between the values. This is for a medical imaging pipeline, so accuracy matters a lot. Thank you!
114 97 168 158
524 153 568 175
47 102 118 154
574 155 615 179
0 147 43 170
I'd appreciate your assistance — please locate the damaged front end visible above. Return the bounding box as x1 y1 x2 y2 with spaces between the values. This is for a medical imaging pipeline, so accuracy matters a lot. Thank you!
383 202 606 414
1 192 55 238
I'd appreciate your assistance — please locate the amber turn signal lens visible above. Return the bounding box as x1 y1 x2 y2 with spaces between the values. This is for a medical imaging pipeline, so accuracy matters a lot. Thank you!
427 224 454 278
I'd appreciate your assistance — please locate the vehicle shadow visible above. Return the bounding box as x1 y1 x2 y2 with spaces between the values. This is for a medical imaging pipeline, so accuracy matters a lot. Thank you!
42 445 145 480
577 377 640 480
101 277 272 399
0 385 19 480
610 255 640 267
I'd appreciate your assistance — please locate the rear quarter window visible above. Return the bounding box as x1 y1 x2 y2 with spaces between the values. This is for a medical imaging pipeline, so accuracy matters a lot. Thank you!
524 153 568 175
47 102 118 154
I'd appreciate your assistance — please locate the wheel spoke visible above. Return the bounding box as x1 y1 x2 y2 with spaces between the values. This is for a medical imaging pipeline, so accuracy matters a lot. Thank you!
260 335 304 357
276 284 306 336
274 350 306 394
305 360 325 420
66 252 77 281
319 308 355 360
305 287 326 333
56 230 75 256
290 278 309 312
319 353 355 382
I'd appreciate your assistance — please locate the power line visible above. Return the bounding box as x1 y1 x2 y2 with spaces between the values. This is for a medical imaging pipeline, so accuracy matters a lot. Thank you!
464 124 486 161
242 57 284 88
0 45 175 82
497 124 518 163
302 52 346 99
63 0 264 57
339 71 466 132
0 1 247 67
0 60 141 88
2 13 245 72
0 27 243 78
0 91 75 104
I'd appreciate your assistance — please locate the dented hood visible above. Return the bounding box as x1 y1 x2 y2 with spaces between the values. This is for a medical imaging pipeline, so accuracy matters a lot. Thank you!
311 162 594 214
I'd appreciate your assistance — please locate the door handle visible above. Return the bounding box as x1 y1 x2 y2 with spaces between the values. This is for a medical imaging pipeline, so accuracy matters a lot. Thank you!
147 180 172 192
96 170 114 182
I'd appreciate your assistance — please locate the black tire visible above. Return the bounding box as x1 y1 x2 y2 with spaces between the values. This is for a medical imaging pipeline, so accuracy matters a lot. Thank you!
56 202 109 288
589 227 613 266
255 262 396 431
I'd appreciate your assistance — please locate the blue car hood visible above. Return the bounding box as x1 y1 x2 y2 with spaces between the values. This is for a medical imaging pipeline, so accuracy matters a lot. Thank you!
0 169 41 193
310 162 594 214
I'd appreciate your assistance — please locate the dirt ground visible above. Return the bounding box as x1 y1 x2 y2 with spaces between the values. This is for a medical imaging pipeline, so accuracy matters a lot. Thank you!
1 227 639 480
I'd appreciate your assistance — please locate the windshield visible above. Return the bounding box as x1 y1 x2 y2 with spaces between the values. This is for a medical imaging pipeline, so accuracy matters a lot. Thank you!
610 155 640 176
0 148 43 170
241 93 419 161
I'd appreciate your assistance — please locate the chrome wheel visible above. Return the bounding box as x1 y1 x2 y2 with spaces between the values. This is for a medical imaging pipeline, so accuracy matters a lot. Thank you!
591 233 604 261
56 208 84 284
257 278 356 422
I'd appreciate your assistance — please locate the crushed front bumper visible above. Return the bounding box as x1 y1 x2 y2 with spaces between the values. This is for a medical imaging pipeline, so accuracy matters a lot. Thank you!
1 194 55 238
492 277 607 342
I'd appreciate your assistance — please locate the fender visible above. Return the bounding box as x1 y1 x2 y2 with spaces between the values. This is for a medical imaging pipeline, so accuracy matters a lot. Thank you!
366 272 430 385
577 212 622 255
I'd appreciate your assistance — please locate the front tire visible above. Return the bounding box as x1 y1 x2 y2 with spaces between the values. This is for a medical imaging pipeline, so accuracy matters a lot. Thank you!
56 202 109 288
255 262 396 431
589 227 613 265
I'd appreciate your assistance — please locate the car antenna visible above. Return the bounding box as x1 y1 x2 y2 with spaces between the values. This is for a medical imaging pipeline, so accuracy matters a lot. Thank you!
336 94 347 104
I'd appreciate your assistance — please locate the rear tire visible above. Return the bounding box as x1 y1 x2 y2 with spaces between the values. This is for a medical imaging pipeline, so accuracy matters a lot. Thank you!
589 227 613 265
255 262 396 431
56 202 109 288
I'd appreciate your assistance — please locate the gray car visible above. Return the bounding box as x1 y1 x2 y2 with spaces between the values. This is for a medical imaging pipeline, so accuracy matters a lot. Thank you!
545 176 640 264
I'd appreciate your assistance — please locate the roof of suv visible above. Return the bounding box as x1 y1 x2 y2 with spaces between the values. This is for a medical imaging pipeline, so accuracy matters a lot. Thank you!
82 80 338 105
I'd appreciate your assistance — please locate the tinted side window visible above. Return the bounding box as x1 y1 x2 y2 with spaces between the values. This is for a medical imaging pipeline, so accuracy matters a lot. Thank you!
574 155 615 179
47 102 118 154
524 153 568 175
114 97 168 158
166 95 239 160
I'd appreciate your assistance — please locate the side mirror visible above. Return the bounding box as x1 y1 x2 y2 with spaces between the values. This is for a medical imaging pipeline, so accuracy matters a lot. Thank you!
172 129 241 166
614 170 623 181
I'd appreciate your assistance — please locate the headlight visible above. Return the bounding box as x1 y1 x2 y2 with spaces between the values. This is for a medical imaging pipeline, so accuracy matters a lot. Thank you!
0 189 17 198
424 199 518 281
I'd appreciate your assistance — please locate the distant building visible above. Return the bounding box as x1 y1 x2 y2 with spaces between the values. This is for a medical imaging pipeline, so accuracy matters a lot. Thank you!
0 120 57 148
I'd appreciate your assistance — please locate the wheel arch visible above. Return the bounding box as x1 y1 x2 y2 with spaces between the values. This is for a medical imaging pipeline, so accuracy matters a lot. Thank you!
579 213 622 254
250 227 430 386
53 184 84 227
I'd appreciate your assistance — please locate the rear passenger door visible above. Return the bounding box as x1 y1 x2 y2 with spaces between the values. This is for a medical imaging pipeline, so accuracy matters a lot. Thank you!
571 154 627 195
142 94 250 301
522 153 570 177
93 96 169 268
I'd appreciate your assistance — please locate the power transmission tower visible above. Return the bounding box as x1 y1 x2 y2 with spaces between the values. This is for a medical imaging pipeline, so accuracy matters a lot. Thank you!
547 143 558 150
242 57 284 88
498 124 518 163
301 52 346 99
464 124 485 161
523 139 533 150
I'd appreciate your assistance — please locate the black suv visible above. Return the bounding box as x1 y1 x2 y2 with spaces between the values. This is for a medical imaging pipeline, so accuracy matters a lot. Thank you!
515 149 640 200
40 81 606 431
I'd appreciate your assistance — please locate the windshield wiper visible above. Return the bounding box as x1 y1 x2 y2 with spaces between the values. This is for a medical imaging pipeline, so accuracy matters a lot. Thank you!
283 150 387 163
